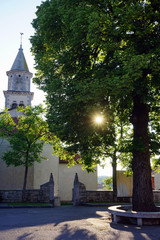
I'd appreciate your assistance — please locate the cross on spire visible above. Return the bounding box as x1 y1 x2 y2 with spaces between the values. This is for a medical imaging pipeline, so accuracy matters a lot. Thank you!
20 32 24 48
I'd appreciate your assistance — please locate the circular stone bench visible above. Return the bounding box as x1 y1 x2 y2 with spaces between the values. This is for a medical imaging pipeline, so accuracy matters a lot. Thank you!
108 205 160 226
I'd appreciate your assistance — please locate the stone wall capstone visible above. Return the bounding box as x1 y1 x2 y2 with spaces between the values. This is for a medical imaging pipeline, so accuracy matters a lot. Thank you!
40 173 54 204
73 173 86 206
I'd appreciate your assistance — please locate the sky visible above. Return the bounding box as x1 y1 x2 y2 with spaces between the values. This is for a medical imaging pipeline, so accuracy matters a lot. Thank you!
0 0 116 176
0 0 45 111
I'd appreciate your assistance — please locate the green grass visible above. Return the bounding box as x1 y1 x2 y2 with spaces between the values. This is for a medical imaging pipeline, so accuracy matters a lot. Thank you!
86 202 129 204
61 202 72 206
87 202 108 204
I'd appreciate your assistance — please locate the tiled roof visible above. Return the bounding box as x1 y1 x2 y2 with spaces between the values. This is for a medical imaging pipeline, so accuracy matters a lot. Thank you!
59 154 81 164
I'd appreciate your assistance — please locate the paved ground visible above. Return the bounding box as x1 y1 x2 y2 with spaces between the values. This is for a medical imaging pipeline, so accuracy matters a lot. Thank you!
0 206 160 240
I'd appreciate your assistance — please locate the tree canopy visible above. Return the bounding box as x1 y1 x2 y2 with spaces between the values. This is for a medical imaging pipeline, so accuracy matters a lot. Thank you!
31 0 160 211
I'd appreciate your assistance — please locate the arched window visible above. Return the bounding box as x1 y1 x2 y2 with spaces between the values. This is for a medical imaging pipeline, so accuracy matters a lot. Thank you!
19 101 24 107
12 101 17 108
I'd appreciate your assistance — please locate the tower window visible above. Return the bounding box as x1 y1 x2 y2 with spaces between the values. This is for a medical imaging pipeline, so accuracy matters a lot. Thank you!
12 101 17 108
19 101 24 107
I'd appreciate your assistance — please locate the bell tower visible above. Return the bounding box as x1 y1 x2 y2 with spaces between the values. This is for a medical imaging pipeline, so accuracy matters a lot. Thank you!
3 34 34 109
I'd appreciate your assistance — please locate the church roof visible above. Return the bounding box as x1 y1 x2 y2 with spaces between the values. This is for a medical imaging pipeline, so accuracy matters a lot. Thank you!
59 154 81 164
11 45 29 72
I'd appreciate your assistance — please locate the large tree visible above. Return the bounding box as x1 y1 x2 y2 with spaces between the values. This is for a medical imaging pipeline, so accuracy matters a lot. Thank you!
31 0 160 211
0 105 51 201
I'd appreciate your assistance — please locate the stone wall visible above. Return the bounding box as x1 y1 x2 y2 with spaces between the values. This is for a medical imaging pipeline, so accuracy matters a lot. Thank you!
0 173 54 204
73 173 114 205
73 173 160 205
86 190 113 203
0 189 49 203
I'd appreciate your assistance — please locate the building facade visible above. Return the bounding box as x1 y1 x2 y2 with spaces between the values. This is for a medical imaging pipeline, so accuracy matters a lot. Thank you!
0 42 97 201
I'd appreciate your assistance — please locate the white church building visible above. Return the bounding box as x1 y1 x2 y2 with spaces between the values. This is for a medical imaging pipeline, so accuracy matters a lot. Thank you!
0 42 97 202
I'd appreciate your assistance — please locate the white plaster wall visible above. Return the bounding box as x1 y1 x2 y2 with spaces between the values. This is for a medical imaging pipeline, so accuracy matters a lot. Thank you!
154 172 160 190
0 138 98 201
58 164 97 201
33 143 59 196
0 140 59 193
0 138 34 189
117 171 133 197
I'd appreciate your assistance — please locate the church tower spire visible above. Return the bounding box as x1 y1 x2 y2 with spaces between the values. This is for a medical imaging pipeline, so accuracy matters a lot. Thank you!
20 32 23 49
3 35 34 109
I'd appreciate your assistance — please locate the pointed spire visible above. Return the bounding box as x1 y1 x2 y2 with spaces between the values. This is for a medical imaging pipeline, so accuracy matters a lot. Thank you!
74 173 79 186
10 33 29 72
49 173 54 183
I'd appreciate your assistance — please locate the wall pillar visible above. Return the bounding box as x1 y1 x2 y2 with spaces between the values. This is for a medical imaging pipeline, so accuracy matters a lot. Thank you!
73 173 86 206
49 173 54 204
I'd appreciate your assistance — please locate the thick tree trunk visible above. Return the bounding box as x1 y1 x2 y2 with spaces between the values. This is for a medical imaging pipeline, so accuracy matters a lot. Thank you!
112 150 117 202
131 95 156 212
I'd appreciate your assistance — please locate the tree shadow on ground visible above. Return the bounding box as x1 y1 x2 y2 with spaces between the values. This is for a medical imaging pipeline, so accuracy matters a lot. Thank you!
17 225 98 240
0 206 108 230
109 222 160 240
2 206 160 240
55 223 97 240
17 233 33 240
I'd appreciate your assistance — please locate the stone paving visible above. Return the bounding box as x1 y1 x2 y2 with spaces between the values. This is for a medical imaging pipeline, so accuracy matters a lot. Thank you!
0 206 160 240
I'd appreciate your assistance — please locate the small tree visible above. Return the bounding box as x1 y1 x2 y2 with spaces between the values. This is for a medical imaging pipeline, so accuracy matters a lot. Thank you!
103 177 113 191
0 105 51 202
